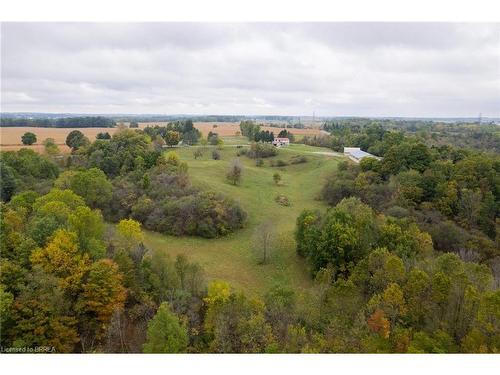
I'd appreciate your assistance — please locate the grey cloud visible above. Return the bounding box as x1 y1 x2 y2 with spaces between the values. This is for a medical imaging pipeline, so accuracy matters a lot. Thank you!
1 22 499 117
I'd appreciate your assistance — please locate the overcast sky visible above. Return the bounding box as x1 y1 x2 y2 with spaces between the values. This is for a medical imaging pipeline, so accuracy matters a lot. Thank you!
1 22 499 117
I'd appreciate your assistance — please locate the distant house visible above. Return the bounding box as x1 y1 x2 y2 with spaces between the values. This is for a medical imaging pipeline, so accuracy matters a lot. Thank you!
343 147 381 163
272 137 290 147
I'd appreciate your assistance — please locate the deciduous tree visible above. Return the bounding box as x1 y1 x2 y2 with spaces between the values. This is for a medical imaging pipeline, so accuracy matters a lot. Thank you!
143 302 188 353
226 158 243 185
21 132 37 145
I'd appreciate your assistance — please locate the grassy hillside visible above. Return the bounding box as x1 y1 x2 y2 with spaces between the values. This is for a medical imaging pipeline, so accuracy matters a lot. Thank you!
143 138 341 295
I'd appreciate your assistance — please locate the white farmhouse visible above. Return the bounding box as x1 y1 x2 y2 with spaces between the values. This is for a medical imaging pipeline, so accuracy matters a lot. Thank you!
272 137 290 147
343 147 381 163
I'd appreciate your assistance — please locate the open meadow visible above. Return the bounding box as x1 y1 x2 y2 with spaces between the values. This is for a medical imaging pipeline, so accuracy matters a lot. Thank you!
142 141 340 294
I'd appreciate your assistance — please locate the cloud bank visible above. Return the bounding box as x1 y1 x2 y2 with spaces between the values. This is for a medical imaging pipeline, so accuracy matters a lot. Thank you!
1 23 499 117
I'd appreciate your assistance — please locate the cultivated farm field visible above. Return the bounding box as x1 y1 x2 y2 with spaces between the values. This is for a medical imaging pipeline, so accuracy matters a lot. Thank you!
0 122 322 153
0 126 114 153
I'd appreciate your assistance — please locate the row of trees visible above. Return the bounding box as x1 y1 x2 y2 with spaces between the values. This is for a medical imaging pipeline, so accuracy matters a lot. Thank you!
19 130 110 149
277 129 295 141
143 119 202 146
239 120 276 142
1 116 115 128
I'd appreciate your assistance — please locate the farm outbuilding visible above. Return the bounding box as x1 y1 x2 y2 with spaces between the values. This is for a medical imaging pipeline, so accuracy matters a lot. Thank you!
343 147 381 163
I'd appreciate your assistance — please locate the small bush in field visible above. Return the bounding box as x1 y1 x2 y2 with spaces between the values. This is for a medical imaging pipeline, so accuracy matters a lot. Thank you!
193 149 203 159
270 159 288 167
273 172 282 185
227 158 243 185
246 142 278 159
290 155 308 164
236 148 248 157
275 195 290 206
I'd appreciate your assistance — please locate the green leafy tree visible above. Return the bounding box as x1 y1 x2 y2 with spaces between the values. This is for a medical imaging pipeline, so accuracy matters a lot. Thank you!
380 141 432 176
163 151 180 166
68 206 106 259
66 130 89 151
164 130 180 147
96 132 111 140
142 250 179 304
295 209 321 258
0 163 17 201
33 189 85 212
204 280 275 353
461 290 500 353
43 138 60 155
116 218 144 250
143 302 188 353
408 330 458 353
21 132 37 145
55 168 112 209
301 198 376 278
0 284 14 331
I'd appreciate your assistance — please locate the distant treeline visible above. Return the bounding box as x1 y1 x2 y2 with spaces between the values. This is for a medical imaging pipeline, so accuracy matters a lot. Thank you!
115 115 302 123
0 116 116 128
2 113 314 124
319 119 500 152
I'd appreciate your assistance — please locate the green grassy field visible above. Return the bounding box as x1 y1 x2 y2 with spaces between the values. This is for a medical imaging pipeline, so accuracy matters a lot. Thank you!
142 138 341 295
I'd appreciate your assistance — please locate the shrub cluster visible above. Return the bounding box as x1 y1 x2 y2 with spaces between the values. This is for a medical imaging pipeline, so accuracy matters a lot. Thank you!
245 142 278 159
270 159 288 167
106 164 246 238
275 195 290 206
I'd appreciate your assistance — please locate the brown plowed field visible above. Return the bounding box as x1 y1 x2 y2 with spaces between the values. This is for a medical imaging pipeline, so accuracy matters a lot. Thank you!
0 122 321 153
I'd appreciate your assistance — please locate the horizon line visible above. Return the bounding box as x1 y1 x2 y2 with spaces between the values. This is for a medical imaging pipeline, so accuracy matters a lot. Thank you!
1 112 499 120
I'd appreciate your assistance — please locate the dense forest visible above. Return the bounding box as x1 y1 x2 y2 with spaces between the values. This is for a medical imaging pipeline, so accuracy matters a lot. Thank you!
0 119 499 353
296 121 499 352
300 119 500 153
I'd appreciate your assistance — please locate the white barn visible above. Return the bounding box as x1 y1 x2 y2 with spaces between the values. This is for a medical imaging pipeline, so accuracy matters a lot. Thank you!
343 147 380 163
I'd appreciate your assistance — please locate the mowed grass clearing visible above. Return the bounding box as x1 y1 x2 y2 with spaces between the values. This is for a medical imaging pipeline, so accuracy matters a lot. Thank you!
142 139 341 295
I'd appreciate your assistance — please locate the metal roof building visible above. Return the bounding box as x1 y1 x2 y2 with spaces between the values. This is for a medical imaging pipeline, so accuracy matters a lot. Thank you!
343 147 381 163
